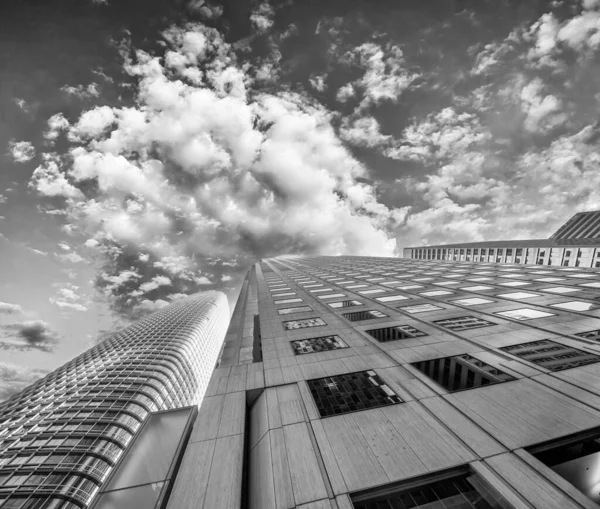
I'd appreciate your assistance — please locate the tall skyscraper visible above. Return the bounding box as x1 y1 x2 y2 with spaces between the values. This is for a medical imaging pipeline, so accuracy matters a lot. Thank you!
0 291 228 509
168 256 600 509
404 210 600 267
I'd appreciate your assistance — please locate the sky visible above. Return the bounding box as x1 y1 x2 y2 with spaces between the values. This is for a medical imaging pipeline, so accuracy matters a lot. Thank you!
1 0 600 400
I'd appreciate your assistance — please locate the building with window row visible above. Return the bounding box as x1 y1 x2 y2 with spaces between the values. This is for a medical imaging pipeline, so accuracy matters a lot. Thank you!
0 291 229 509
165 255 600 509
403 211 600 267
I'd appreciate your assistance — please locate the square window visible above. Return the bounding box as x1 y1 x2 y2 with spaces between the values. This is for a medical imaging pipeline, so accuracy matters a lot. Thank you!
412 354 515 392
497 292 540 299
366 277 384 282
337 280 355 284
272 292 296 297
342 310 389 321
274 298 303 304
303 284 323 288
534 277 565 282
375 294 409 302
283 318 326 330
307 371 402 417
496 308 555 320
420 290 453 296
499 281 531 287
381 280 401 285
570 274 597 279
291 335 348 355
412 277 433 281
358 289 386 295
468 277 492 281
345 284 367 289
397 285 424 290
501 339 600 371
309 288 332 293
318 293 345 299
434 281 460 286
460 285 493 291
434 316 496 331
452 297 494 306
581 282 600 288
542 286 579 294
329 300 362 308
278 306 312 315
550 301 597 311
399 303 444 314
366 325 427 342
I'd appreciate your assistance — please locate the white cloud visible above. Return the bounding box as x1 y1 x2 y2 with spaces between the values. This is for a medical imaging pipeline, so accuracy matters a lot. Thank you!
520 78 564 132
45 113 70 141
0 362 47 402
221 275 232 282
339 116 390 148
61 83 100 99
0 302 24 315
309 74 327 92
56 252 85 263
8 140 35 163
250 2 275 32
58 241 71 251
134 275 172 295
27 247 48 257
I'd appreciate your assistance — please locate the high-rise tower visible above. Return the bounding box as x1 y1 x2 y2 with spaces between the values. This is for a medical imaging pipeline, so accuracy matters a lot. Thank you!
0 291 228 509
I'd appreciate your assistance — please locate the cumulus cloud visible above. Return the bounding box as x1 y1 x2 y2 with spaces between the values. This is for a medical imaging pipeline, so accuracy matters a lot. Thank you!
520 78 564 132
250 2 275 33
49 283 89 313
0 320 60 352
339 116 391 148
0 362 48 402
45 113 70 141
309 74 327 92
30 22 402 317
61 83 100 99
0 302 24 315
8 140 35 163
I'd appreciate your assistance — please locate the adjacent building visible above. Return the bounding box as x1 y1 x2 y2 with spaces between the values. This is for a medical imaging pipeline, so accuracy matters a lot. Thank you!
168 255 600 509
403 210 600 268
0 291 229 509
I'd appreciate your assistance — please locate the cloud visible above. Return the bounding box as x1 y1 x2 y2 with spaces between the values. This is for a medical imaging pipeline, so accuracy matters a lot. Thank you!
49 283 89 313
30 22 402 317
520 78 564 132
27 247 48 256
0 302 24 315
8 140 35 163
250 2 275 33
309 74 327 92
339 116 391 148
61 83 100 99
45 113 70 141
0 320 60 352
221 275 232 282
55 252 85 263
0 362 48 402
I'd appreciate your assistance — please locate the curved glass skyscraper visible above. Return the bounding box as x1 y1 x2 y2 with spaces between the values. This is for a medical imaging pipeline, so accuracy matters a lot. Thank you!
0 291 229 509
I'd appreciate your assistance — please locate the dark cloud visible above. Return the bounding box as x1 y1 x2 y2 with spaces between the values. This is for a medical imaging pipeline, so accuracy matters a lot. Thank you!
0 320 60 352
0 362 48 402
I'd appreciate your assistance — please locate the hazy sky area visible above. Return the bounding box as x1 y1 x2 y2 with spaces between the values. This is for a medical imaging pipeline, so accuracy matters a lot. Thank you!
1 0 600 399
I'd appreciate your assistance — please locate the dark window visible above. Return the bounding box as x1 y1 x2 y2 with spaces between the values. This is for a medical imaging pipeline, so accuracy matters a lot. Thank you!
328 300 362 308
528 434 600 505
434 316 496 331
575 329 600 342
352 470 513 509
307 371 401 417
366 325 427 343
412 354 515 392
290 335 348 355
283 318 326 330
500 339 600 371
342 310 388 322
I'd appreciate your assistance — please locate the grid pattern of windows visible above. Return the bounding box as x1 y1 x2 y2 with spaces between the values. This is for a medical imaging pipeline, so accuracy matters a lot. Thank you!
500 340 600 371
434 316 497 331
575 329 600 341
307 371 401 417
342 310 388 322
366 325 427 342
283 318 326 330
352 472 511 509
0 292 229 509
399 304 444 314
328 300 362 308
290 335 348 355
412 354 515 392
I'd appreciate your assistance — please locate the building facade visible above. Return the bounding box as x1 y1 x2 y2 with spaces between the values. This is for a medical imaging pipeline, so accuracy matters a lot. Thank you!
0 291 229 509
403 211 600 268
168 255 600 509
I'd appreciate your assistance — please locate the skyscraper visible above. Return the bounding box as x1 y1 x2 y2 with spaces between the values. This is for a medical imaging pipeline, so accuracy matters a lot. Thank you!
404 210 600 267
168 256 600 509
0 291 228 509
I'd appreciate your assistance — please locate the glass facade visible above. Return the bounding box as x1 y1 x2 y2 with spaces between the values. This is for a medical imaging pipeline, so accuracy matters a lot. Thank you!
0 292 229 509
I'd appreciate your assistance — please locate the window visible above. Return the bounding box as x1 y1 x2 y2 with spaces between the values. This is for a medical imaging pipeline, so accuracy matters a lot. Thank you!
501 339 600 371
541 286 579 294
283 318 326 330
420 290 453 297
434 316 496 331
302 284 323 288
307 371 401 417
468 277 492 282
495 308 555 320
366 277 384 282
344 284 368 289
291 335 348 355
499 281 530 287
366 325 427 342
576 329 600 341
529 433 600 506
434 281 460 286
580 282 600 288
274 298 302 304
497 292 540 299
397 285 425 290
342 310 388 321
375 294 410 302
278 306 312 315
329 300 362 308
550 301 597 312
459 285 493 292
272 292 295 297
570 274 597 279
534 277 564 282
399 304 444 314
270 287 291 292
358 289 386 295
451 297 494 306
317 293 345 299
412 354 514 392
309 288 332 293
